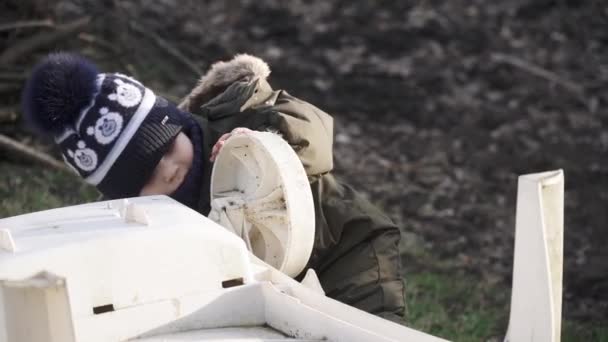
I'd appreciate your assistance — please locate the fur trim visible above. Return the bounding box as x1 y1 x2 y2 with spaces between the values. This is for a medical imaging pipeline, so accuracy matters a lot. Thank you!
179 54 270 111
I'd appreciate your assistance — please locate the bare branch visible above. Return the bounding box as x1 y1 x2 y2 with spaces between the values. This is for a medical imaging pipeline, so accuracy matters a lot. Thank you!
129 21 202 75
0 83 21 94
0 19 55 32
0 72 26 82
491 52 585 96
0 134 70 173
78 33 120 54
0 17 91 65
0 110 18 123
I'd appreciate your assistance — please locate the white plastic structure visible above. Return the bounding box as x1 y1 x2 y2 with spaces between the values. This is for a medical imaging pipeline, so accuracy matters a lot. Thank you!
0 197 256 341
0 196 446 342
0 128 565 342
505 170 564 342
208 132 315 277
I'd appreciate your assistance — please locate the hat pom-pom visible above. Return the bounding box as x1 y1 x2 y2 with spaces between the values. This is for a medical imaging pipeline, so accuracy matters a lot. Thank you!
22 52 99 135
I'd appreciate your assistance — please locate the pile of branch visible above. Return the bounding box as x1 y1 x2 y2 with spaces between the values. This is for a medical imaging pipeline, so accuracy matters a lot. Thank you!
0 9 202 170
0 17 90 65
0 16 92 110
0 16 91 170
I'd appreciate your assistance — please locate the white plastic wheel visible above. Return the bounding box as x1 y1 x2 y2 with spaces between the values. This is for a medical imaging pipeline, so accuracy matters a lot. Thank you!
208 131 315 277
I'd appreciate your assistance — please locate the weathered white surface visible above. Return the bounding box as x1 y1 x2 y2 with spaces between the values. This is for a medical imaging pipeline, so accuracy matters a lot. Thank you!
300 269 325 295
138 326 319 341
209 132 315 277
505 170 564 342
0 196 447 342
0 230 15 253
0 129 564 342
0 197 255 342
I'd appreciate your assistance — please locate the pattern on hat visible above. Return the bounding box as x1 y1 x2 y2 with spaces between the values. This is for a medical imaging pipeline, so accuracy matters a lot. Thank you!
23 53 187 198
108 78 143 108
57 73 151 180
87 107 124 145
67 140 98 171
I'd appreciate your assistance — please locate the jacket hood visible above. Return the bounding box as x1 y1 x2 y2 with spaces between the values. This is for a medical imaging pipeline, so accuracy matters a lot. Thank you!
179 54 271 112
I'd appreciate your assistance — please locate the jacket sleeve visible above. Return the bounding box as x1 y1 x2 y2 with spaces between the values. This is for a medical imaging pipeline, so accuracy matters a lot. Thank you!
189 76 335 177
266 90 334 176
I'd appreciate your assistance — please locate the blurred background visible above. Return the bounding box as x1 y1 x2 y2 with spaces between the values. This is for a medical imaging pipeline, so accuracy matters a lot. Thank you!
0 1 606 341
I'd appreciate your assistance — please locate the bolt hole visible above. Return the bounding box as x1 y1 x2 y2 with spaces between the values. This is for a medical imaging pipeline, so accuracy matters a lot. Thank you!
222 277 244 288
93 303 115 315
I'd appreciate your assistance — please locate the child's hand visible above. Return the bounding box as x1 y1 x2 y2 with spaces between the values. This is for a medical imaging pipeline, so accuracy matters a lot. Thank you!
210 127 254 162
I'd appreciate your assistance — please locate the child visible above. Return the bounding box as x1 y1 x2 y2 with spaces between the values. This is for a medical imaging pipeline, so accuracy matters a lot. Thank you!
22 53 406 323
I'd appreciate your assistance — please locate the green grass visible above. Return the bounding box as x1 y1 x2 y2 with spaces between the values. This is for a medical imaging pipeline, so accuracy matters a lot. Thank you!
562 321 608 342
1 162 606 341
404 271 608 342
404 272 508 341
0 162 99 218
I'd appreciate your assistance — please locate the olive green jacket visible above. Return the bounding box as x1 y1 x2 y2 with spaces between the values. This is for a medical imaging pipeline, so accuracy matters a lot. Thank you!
183 76 334 213
179 55 405 320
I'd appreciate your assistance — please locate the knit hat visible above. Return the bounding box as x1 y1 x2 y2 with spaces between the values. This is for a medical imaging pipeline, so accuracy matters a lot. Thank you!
22 52 187 198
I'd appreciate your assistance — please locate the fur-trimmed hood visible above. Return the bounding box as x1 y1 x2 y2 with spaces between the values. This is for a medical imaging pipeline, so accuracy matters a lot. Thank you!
178 54 271 112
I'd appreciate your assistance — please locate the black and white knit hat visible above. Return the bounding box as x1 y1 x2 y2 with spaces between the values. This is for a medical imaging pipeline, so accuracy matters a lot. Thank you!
22 53 187 198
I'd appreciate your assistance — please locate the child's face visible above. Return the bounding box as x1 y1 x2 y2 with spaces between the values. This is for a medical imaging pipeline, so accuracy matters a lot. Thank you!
140 132 194 196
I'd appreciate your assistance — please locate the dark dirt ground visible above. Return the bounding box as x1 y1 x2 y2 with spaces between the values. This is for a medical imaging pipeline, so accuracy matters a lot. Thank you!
1 0 607 327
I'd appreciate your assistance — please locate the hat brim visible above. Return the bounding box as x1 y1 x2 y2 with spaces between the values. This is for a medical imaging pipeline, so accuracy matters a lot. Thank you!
96 118 183 199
